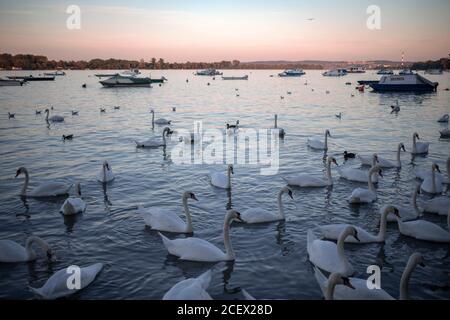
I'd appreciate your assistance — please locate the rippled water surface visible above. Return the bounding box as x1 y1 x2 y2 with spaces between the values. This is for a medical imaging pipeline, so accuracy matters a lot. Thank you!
0 70 449 299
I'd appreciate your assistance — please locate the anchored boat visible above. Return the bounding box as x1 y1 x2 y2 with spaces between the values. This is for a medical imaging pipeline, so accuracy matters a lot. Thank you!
222 75 248 80
0 78 25 86
7 75 55 81
278 69 305 77
44 71 66 76
369 74 438 92
322 69 347 77
347 66 365 73
195 68 223 76
99 74 152 87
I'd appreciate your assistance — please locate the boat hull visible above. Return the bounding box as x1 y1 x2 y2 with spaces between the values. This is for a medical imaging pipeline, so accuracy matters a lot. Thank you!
222 76 248 80
369 84 437 92
100 82 151 88
0 80 24 86
7 76 54 81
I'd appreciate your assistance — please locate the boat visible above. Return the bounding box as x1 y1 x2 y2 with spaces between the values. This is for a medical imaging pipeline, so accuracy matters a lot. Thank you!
99 74 152 87
377 69 394 75
44 71 66 76
195 68 223 76
399 69 415 75
322 69 347 77
0 78 25 86
346 66 366 73
95 69 140 78
278 69 305 77
425 69 443 75
150 77 168 83
369 74 438 92
222 75 248 80
7 75 55 81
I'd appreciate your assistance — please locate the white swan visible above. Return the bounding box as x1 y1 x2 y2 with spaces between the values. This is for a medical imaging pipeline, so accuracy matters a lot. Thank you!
96 161 115 183
138 191 198 233
159 209 244 262
15 167 72 197
412 132 429 155
437 114 449 123
273 114 285 137
211 164 233 189
386 184 422 222
151 109 171 125
339 154 379 183
45 108 64 122
163 270 212 300
307 129 331 150
30 263 103 299
420 163 444 194
348 166 383 204
283 157 338 187
358 144 405 168
423 196 450 216
316 205 398 243
315 253 424 300
414 157 450 184
307 226 359 276
395 209 450 243
239 187 293 223
135 127 171 148
60 183 87 215
0 236 54 263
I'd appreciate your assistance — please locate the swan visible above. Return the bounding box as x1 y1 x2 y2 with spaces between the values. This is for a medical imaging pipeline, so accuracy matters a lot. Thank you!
414 157 449 183
0 236 54 263
159 209 244 262
394 209 450 243
412 132 429 155
151 109 171 125
45 109 64 122
211 164 233 189
437 114 449 123
339 154 379 183
283 157 338 187
386 184 422 222
163 270 212 300
15 167 72 197
348 166 383 204
307 226 359 276
358 144 405 168
316 205 399 243
314 253 424 300
357 153 378 167
135 127 171 148
307 130 331 150
420 163 444 194
423 196 450 216
138 191 198 233
30 263 103 299
239 187 293 223
273 114 285 137
96 161 115 183
60 183 86 215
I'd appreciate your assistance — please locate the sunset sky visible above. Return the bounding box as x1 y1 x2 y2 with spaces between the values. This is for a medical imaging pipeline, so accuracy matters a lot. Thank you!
0 0 449 62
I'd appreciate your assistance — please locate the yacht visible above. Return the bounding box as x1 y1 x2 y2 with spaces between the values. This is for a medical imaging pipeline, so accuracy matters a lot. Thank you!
377 69 394 75
99 74 152 87
278 69 306 77
399 69 415 75
222 75 249 80
369 74 438 92
195 68 223 76
95 69 140 78
0 78 25 86
44 70 66 76
322 69 347 77
347 66 365 73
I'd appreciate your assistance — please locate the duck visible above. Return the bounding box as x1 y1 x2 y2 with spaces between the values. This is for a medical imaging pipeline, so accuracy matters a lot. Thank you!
45 109 64 122
339 154 379 184
210 164 233 189
159 209 244 262
150 109 171 125
348 166 383 204
386 184 422 222
30 263 103 300
100 108 106 113
390 100 400 113
307 226 359 276
0 236 54 263
59 183 86 215
420 163 444 194
239 187 293 224
35 110 42 115
15 167 72 197
163 270 212 300
138 191 198 233
307 130 331 150
343 150 355 160
437 114 449 123
314 253 424 300
135 127 171 148
283 157 338 187
226 120 239 129
71 110 79 116
96 161 115 183
8 112 15 119
412 132 429 155
394 208 450 243
273 114 285 137
316 205 399 243
113 106 120 110
62 134 73 141
82 83 87 88
336 113 342 119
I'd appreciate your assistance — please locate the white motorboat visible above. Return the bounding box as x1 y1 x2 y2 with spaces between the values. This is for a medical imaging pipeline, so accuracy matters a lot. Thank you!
278 69 306 77
195 68 223 76
322 69 347 77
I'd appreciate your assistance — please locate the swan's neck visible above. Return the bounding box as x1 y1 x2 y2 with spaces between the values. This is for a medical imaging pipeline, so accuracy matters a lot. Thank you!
372 156 377 167
20 170 29 196
337 232 350 268
412 188 420 216
431 168 436 193
277 190 285 219
162 131 167 146
324 132 328 149
45 110 49 121
368 170 375 192
324 280 337 300
326 160 332 184
182 196 193 233
396 145 402 167
151 112 154 125
227 167 232 189
399 259 419 300
75 185 81 197
377 210 389 241
223 217 234 260
412 135 417 151
25 236 49 260
274 115 278 129
103 165 107 182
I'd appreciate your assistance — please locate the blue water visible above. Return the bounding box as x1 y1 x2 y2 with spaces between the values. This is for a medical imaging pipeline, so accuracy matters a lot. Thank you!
0 70 449 299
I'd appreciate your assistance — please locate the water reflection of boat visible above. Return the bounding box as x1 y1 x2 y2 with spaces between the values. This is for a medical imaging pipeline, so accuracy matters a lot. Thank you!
369 74 438 92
